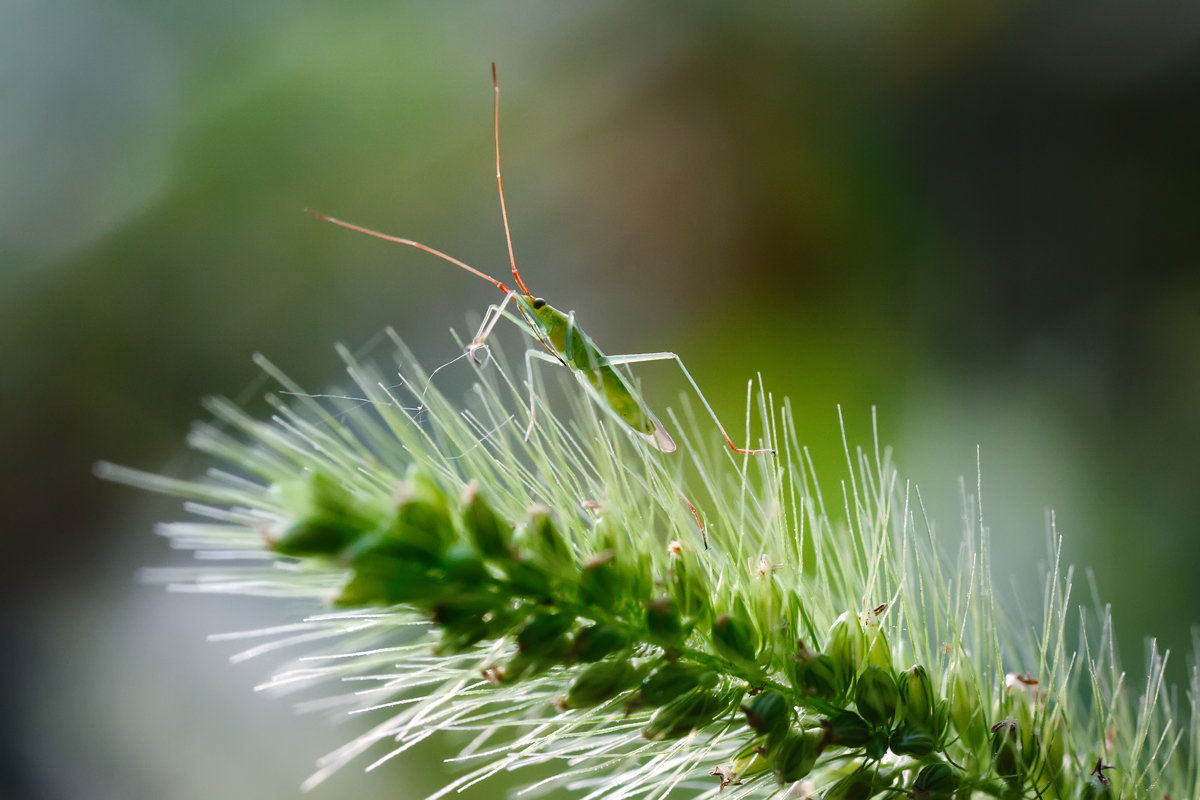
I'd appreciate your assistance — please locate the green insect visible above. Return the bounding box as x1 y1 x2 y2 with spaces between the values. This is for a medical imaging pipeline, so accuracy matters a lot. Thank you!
307 65 773 461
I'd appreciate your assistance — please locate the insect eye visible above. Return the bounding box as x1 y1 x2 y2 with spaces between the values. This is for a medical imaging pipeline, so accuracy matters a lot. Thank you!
532 297 546 309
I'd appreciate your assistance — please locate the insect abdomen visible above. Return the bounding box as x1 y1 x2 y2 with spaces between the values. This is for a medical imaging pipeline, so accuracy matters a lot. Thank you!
585 365 656 435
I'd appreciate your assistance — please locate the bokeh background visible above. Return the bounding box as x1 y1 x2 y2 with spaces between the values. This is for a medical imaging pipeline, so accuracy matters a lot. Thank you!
3 3 1198 798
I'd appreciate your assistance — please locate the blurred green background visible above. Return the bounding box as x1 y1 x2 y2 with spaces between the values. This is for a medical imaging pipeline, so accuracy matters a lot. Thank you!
3 2 1198 798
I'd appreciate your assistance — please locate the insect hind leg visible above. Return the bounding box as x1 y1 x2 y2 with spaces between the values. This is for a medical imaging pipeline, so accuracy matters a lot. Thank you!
599 350 775 455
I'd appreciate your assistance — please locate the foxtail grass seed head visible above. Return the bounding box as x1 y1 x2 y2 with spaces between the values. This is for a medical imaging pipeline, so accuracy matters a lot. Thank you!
821 710 872 749
560 659 640 710
568 621 628 663
912 762 962 800
644 596 685 648
889 722 937 757
515 611 573 660
638 661 717 707
105 335 1197 800
512 507 572 571
578 550 621 611
824 767 891 800
740 689 791 742
990 717 1024 791
772 730 822 784
898 664 933 727
269 471 377 557
642 688 728 741
827 610 867 691
864 728 890 761
666 549 712 622
712 611 761 678
853 664 899 727
462 482 513 560
863 606 892 672
792 650 841 699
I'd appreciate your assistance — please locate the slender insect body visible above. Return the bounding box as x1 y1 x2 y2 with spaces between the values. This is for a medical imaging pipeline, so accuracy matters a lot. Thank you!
518 295 676 452
307 62 771 507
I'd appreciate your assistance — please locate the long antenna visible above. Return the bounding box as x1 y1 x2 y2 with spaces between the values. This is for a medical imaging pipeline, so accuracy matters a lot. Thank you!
492 63 531 297
304 209 513 295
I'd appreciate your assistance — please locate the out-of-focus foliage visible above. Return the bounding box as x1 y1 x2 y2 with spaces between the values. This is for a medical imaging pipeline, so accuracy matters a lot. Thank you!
3 2 1198 798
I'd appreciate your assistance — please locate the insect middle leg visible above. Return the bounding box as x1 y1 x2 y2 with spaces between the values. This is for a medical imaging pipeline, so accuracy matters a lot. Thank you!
522 347 569 441
467 291 518 364
598 351 775 455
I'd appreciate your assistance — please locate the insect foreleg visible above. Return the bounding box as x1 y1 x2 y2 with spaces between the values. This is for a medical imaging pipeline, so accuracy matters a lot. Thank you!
523 335 644 447
600 350 775 455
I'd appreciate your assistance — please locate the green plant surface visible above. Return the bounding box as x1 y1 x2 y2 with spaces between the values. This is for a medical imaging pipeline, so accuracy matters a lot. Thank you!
99 332 1198 800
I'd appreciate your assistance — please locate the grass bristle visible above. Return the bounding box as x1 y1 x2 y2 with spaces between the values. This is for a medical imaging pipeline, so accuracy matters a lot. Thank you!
101 329 1198 800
